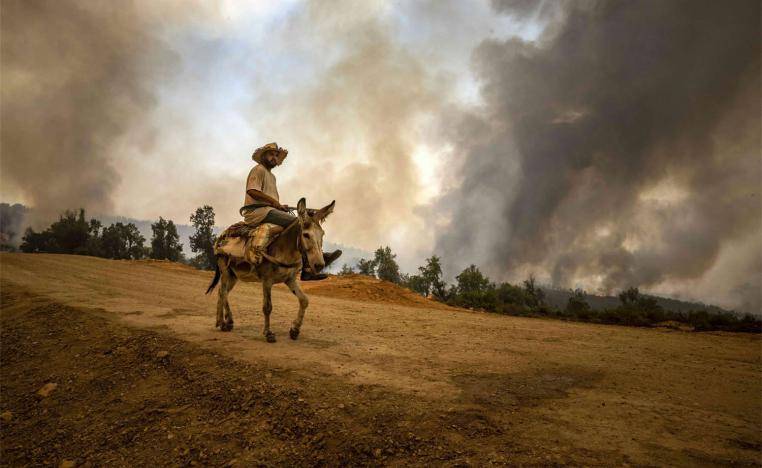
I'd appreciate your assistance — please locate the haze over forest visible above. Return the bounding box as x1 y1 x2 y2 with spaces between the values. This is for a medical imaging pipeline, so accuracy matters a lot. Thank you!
1 0 759 313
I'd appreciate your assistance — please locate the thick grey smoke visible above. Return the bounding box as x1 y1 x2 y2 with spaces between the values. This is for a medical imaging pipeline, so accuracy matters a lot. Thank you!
0 0 179 225
435 0 761 311
247 0 447 252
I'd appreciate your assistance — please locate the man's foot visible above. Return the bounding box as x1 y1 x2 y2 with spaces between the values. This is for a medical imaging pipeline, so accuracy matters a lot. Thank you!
323 249 342 267
301 270 328 281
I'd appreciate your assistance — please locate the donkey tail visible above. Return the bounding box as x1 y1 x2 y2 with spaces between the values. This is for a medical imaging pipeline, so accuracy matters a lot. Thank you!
206 265 221 294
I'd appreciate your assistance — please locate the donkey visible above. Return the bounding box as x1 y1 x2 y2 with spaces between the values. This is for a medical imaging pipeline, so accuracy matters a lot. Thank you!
205 198 334 342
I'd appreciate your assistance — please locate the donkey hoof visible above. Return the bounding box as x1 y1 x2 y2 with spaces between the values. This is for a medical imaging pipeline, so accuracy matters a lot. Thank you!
289 328 300 340
265 331 277 343
221 321 234 332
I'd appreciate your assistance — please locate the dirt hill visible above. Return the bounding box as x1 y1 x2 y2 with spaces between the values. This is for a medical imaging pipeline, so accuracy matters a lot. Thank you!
1 253 760 466
298 274 452 310
132 261 451 310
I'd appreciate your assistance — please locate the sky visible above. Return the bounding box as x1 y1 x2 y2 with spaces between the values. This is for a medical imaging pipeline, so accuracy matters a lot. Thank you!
1 0 760 313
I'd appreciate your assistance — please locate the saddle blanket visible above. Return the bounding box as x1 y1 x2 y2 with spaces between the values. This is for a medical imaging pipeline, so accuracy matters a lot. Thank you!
213 222 284 265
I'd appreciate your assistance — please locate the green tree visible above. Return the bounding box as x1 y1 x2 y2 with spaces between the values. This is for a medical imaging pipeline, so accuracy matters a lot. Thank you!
402 274 428 296
48 209 90 254
419 255 446 298
102 223 128 259
565 289 591 318
338 263 356 275
124 223 146 259
86 219 104 257
618 287 640 305
523 274 545 308
102 222 145 260
456 265 491 295
357 258 377 276
453 264 497 310
189 205 217 270
496 282 528 308
374 246 401 283
150 217 183 261
20 227 57 253
19 208 98 255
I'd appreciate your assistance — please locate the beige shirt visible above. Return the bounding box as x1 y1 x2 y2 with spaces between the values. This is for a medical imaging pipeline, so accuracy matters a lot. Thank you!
242 164 279 225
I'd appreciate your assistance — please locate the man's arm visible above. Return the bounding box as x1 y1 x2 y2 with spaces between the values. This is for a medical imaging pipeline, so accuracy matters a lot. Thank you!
247 189 287 211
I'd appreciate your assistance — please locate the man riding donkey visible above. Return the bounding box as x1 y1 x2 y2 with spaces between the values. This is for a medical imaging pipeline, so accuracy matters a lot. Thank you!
208 142 342 340
241 142 342 280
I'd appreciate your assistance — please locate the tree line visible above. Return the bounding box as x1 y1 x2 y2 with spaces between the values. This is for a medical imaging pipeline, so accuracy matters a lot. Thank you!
18 206 218 269
340 248 761 333
14 208 760 333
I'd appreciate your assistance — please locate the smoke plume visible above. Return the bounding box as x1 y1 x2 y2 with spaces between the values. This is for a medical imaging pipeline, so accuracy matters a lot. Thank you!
0 0 181 224
435 0 761 311
247 0 447 252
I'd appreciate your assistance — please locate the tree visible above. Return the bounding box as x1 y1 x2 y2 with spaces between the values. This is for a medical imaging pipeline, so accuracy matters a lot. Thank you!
150 217 183 261
402 274 428 296
523 274 545 308
102 223 129 259
618 287 640 305
48 209 90 254
356 258 377 276
124 223 146 259
496 282 528 307
374 246 401 283
19 208 95 254
20 227 57 253
338 263 356 275
103 222 145 260
456 265 491 295
453 264 497 310
419 255 446 298
617 287 664 322
189 205 217 270
565 289 591 318
86 219 104 257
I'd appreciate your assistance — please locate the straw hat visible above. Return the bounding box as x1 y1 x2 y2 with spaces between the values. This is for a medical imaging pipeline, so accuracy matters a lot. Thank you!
252 142 288 165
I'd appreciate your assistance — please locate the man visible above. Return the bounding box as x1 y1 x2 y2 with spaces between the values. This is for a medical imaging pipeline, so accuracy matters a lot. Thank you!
241 142 341 280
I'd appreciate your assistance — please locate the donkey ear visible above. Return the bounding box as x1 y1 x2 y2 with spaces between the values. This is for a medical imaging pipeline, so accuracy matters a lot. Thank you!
315 200 335 223
297 198 307 221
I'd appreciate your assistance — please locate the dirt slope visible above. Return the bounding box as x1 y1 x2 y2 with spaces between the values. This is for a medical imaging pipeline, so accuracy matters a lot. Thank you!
1 253 760 467
286 273 451 310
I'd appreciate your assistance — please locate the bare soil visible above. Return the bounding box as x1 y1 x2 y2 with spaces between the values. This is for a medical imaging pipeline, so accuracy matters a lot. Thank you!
1 253 760 467
298 273 453 310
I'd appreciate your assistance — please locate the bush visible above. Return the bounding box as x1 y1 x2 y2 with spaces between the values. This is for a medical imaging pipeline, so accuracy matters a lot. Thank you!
338 264 355 275
565 289 591 319
374 246 401 283
356 258 377 276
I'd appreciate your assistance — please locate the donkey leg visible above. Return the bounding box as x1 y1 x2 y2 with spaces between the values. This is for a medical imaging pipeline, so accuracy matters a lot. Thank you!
286 276 309 340
221 271 237 331
262 281 276 343
215 260 228 329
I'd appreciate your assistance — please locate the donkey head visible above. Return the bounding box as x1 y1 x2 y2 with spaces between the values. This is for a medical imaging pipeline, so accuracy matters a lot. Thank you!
297 198 335 273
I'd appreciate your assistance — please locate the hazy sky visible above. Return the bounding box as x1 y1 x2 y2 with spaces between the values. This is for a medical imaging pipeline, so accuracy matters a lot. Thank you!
1 0 760 312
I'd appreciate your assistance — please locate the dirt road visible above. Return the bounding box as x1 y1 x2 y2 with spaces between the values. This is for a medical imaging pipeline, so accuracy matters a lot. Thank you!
1 253 760 466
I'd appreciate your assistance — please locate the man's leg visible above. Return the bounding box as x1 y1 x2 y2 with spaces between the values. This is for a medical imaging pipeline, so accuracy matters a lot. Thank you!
261 209 297 228
253 209 342 280
323 250 342 268
244 209 297 265
301 249 343 281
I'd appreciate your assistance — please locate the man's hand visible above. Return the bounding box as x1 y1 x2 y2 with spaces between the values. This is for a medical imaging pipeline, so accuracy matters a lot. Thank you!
247 189 289 211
